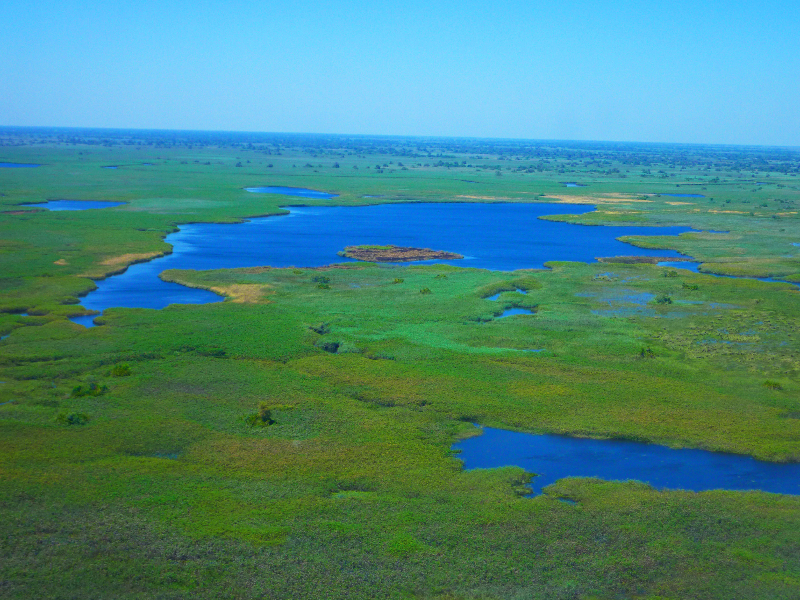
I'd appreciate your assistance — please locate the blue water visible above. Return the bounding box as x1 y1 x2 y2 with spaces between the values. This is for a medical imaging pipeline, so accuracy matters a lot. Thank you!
454 426 800 496
21 200 127 211
495 308 534 318
657 261 799 288
660 194 705 198
103 166 119 169
0 162 40 168
69 314 99 328
75 203 692 315
486 289 527 301
563 183 586 187
245 186 339 199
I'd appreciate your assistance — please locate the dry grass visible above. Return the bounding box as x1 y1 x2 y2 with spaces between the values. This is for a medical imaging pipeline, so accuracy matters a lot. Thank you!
101 252 164 267
543 194 653 204
210 284 272 303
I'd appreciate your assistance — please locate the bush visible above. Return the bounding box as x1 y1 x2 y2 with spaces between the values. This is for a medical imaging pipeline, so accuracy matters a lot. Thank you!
764 380 783 390
71 382 108 397
110 363 131 377
662 270 678 278
311 275 330 284
246 402 276 427
654 294 672 305
640 347 655 359
419 288 432 295
392 278 404 284
56 412 90 426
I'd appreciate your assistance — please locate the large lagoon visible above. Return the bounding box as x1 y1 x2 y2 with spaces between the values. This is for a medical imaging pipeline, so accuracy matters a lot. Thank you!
76 202 691 314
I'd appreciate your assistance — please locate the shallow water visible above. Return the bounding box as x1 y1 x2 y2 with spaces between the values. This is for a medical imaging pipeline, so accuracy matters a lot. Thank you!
454 426 800 496
657 261 799 288
69 315 99 328
76 202 691 315
21 200 127 211
486 289 527 301
495 307 534 318
0 162 40 168
563 183 586 187
245 186 339 199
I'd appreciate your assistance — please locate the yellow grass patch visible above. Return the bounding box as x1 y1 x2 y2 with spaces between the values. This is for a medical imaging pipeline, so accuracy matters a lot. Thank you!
101 252 164 267
209 284 272 303
543 194 653 204
666 201 694 206
456 195 513 201
53 259 68 265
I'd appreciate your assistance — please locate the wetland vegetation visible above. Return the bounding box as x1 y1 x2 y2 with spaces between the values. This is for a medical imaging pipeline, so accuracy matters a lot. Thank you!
1 127 800 599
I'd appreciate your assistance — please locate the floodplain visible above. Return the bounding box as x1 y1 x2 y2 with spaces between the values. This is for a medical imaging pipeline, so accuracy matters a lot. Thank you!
1 128 799 599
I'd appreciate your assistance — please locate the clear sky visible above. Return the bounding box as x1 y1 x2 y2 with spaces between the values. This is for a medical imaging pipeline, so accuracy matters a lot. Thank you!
2 0 799 146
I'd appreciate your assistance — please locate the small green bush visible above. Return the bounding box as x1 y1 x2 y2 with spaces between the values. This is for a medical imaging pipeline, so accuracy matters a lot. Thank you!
662 270 678 278
640 347 655 359
110 363 131 377
682 283 699 290
654 294 672 305
246 402 276 427
312 275 330 284
56 412 90 426
764 380 783 390
71 382 108 398
419 288 432 295
392 278 404 284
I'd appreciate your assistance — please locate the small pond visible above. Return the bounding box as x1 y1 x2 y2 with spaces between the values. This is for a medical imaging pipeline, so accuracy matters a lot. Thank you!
21 200 127 211
486 289 527 301
495 307 534 318
562 182 586 187
454 426 800 496
0 162 41 168
245 186 339 199
74 202 692 318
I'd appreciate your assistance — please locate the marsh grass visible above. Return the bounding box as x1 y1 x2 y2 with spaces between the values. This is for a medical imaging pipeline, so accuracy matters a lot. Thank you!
2 133 800 598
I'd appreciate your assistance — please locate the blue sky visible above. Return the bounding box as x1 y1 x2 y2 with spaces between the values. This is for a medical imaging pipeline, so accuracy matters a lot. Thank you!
2 0 799 145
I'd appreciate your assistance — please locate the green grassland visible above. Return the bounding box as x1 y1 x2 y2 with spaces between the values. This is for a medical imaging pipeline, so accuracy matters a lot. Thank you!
2 128 800 599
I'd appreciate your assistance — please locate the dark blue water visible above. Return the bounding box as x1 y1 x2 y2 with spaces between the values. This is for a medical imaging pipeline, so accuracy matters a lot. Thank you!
75 203 691 315
0 162 40 168
660 194 705 198
245 186 339 199
563 183 586 187
454 426 800 496
21 200 127 211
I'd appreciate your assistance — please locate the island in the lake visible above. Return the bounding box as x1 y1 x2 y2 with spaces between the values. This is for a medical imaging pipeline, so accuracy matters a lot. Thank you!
338 244 464 262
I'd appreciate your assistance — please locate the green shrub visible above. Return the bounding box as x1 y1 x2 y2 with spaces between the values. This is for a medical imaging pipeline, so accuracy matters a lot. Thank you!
419 288 432 295
56 412 90 426
246 402 276 427
312 275 330 284
662 270 678 278
654 294 672 305
71 382 108 398
110 363 131 377
392 278 404 284
764 380 783 390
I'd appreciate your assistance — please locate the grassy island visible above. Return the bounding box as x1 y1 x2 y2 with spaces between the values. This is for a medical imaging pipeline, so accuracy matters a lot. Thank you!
338 244 464 262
